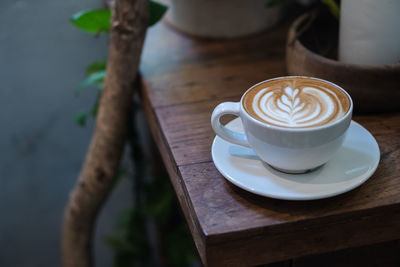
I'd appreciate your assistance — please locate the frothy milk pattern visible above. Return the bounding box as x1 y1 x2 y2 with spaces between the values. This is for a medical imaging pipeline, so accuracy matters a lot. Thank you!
243 78 350 128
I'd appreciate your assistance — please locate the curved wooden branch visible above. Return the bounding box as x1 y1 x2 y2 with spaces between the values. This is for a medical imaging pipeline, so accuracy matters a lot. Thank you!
62 0 148 266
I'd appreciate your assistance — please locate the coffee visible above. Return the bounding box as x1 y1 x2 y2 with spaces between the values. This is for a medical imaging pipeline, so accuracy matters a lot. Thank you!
243 77 351 128
212 76 353 172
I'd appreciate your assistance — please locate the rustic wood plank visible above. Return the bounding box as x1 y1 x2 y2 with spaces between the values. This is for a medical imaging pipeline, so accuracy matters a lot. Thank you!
154 91 400 166
144 79 400 265
141 23 287 107
172 113 400 265
141 89 208 264
179 147 400 243
140 20 400 267
155 96 239 166
204 206 400 266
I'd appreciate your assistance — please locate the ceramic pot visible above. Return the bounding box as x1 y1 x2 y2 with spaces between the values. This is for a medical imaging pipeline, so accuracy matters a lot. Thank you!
161 0 283 38
339 0 400 66
286 13 400 113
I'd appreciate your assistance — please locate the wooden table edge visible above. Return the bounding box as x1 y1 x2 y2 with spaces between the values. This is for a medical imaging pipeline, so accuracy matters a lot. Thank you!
141 86 210 264
141 79 400 266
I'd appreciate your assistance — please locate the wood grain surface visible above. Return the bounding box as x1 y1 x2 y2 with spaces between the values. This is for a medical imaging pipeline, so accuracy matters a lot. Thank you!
141 22 400 266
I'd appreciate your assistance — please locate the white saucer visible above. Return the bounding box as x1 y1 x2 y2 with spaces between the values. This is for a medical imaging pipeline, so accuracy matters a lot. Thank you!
211 119 380 200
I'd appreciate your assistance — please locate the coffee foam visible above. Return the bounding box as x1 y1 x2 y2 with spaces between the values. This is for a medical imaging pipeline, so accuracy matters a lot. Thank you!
243 78 351 128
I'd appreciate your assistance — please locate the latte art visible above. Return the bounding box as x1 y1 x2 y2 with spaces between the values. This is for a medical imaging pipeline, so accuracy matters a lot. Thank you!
243 78 351 128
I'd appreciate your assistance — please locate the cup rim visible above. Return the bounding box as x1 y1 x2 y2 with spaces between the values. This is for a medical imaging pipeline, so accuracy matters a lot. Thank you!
240 76 353 132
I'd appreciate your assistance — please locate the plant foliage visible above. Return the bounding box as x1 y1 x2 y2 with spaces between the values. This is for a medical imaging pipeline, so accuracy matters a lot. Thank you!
70 9 111 34
70 2 197 266
72 1 168 127
321 0 340 19
85 60 107 76
149 0 168 26
71 0 167 34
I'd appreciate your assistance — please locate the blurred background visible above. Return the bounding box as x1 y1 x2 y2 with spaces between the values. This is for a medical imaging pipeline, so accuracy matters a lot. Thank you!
0 0 133 266
2 0 399 266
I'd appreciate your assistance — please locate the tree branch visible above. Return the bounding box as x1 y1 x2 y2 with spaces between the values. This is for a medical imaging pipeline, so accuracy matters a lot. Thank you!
62 0 148 266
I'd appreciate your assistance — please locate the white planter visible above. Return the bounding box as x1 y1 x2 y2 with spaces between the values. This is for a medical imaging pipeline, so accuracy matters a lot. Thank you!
161 0 283 38
339 0 400 66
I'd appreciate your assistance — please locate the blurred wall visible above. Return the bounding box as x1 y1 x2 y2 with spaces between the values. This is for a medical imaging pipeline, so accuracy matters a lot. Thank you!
0 0 132 266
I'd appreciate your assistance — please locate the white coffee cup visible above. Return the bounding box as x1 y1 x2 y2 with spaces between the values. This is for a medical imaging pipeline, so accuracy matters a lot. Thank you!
211 77 353 173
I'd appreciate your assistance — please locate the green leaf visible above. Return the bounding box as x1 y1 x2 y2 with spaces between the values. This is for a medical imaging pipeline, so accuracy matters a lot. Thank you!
265 0 286 8
90 105 98 116
85 61 107 76
149 0 168 26
115 209 133 230
111 168 126 192
75 111 88 126
104 235 137 253
77 70 106 94
145 189 173 225
166 225 197 266
70 9 111 34
321 0 340 20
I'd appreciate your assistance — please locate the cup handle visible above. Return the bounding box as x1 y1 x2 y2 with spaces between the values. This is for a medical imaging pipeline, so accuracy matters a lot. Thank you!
211 102 250 147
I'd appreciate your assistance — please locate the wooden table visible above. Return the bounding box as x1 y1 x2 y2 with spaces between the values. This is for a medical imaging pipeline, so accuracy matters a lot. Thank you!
140 22 400 266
